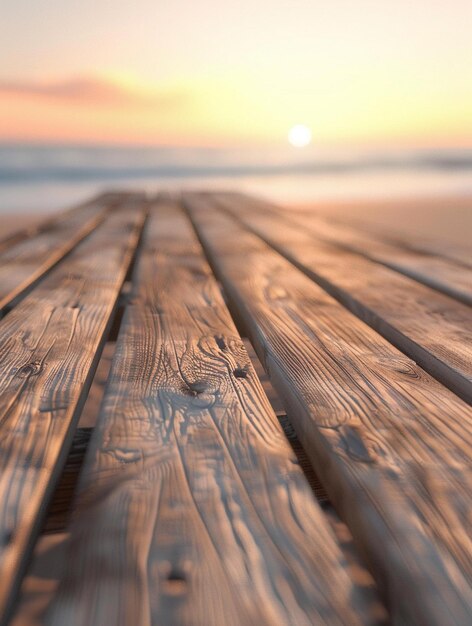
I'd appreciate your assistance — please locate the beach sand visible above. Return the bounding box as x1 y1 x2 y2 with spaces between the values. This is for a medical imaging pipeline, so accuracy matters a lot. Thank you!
291 195 472 250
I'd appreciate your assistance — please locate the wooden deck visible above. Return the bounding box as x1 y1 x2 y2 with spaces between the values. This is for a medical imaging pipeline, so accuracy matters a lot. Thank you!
0 192 470 625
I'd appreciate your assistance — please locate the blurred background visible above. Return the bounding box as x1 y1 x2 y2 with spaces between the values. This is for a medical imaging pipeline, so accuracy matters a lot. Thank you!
1 0 471 243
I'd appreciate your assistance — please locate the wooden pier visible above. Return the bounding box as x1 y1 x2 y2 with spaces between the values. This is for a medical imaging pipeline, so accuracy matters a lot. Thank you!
0 192 471 625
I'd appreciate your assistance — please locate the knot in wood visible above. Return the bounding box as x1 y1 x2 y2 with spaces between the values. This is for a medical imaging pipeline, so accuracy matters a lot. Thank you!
214 336 227 351
233 367 248 379
17 360 43 378
187 381 208 395
161 562 188 596
1 530 14 546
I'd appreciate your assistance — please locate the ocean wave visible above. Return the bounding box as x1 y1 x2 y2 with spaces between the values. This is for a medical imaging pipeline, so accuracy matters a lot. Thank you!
1 145 471 184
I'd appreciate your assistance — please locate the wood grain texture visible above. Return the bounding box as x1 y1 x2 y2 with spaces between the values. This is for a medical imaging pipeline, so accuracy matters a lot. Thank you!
272 207 472 306
186 194 472 626
0 193 120 255
0 206 145 625
45 200 382 626
0 224 43 256
0 195 119 316
217 193 472 405
355 222 472 269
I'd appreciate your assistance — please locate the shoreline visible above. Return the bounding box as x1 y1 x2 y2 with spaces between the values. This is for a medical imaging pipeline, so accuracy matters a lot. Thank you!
1 193 470 248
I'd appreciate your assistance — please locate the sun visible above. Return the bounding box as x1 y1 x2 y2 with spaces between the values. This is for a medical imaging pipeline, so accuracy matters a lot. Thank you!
288 125 312 148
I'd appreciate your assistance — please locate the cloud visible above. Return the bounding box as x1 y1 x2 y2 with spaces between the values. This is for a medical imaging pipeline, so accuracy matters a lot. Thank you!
0 76 187 108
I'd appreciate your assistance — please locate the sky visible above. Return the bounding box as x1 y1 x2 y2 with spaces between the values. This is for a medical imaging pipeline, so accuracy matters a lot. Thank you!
1 0 471 149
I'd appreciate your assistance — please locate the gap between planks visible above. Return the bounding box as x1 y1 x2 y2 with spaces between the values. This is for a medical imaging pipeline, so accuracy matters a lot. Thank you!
185 193 472 626
216 193 472 405
0 202 146 626
42 198 384 626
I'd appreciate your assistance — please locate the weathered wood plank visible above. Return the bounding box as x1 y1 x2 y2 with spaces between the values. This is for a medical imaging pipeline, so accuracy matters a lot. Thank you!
0 205 145 625
352 221 472 269
268 206 472 306
216 193 472 405
0 223 43 256
45 200 381 626
187 194 472 626
0 193 118 254
0 192 120 244
0 193 121 315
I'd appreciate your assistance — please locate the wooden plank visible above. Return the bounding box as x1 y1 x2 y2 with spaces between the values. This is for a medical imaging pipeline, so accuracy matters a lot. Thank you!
267 206 472 306
0 194 121 316
0 222 44 256
0 204 145 625
216 193 472 405
45 200 380 626
354 222 472 269
186 195 472 626
0 192 115 255
288 198 471 269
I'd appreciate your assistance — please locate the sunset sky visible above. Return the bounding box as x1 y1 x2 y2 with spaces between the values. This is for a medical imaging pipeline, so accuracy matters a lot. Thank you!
1 0 471 148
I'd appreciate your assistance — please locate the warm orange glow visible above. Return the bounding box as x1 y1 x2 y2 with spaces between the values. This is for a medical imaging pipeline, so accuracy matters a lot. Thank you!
1 0 471 148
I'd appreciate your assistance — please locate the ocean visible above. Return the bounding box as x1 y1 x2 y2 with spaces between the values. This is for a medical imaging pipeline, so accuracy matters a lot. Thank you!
1 143 472 214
